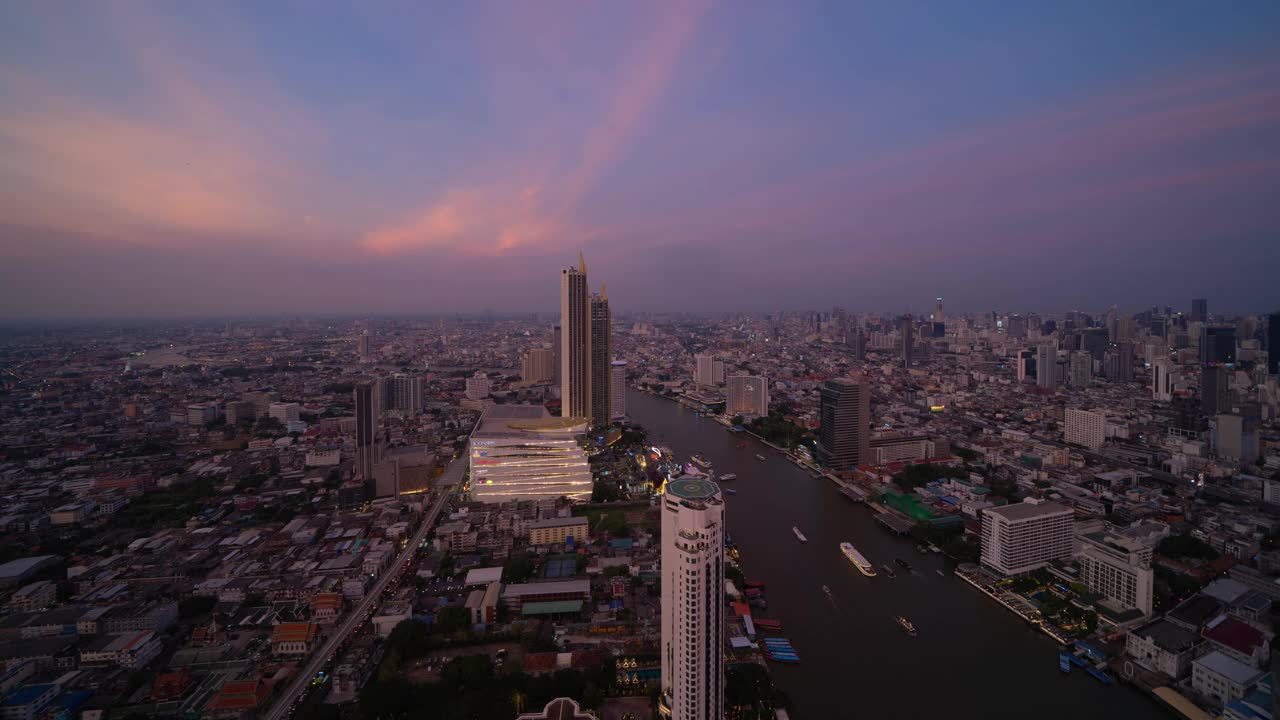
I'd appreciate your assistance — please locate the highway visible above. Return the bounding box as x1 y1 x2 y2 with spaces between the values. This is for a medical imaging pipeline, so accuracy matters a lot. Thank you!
262 463 460 720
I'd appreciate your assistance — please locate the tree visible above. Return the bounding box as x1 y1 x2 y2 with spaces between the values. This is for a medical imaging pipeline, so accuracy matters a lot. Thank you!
178 595 218 620
504 553 536 583
435 606 473 634
387 618 431 659
730 415 744 427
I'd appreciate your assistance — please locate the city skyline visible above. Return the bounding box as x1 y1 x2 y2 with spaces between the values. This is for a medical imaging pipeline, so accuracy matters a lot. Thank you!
2 2 1279 318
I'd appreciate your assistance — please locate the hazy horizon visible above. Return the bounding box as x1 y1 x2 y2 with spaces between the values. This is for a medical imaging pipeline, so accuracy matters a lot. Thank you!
3 2 1279 319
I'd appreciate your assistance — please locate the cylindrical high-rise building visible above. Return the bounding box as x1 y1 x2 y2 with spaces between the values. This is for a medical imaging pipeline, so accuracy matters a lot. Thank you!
660 478 725 720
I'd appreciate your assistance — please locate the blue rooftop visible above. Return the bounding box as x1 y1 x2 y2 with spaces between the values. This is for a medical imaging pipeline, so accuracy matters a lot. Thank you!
2 684 57 707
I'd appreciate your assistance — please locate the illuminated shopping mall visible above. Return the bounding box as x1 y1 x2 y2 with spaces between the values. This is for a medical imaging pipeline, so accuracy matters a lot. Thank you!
468 405 593 503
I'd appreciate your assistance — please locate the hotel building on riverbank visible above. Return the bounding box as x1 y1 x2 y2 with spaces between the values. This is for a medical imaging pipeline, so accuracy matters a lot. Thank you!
468 405 591 503
980 499 1074 575
660 478 725 720
726 374 768 419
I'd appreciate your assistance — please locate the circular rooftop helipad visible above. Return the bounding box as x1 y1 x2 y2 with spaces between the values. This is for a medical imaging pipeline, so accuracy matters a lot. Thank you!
666 478 720 500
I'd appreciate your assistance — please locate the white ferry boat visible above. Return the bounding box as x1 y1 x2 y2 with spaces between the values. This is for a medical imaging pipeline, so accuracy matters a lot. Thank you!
839 542 876 576
718 473 737 481
792 527 808 543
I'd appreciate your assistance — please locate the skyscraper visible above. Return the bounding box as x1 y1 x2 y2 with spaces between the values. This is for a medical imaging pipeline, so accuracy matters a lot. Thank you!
1068 351 1092 388
816 376 871 471
1200 326 1237 365
850 326 866 362
560 254 590 419
384 374 423 413
726 375 768 418
1267 312 1280 376
900 315 914 368
693 353 725 386
659 477 725 720
357 331 371 364
1191 298 1208 323
1036 344 1057 389
354 379 382 483
1152 359 1176 402
589 290 612 427
521 348 555 385
1007 314 1028 340
1016 349 1036 382
552 323 562 387
610 360 627 421
935 296 943 322
1201 365 1230 416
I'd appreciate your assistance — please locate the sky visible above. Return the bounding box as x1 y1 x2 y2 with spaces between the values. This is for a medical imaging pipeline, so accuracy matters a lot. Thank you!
1 1 1279 319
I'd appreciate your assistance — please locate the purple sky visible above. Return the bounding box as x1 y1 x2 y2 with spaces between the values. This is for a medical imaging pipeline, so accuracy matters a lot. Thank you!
1 2 1278 319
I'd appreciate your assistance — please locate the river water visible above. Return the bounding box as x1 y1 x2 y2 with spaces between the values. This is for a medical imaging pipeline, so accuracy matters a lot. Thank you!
627 390 1169 720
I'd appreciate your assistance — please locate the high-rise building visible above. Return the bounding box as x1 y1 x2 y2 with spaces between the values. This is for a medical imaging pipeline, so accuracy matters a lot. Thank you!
268 402 301 424
1191 298 1208 323
385 374 423 413
693 354 725 387
850 327 866 362
1214 414 1260 464
1152 359 1177 402
610 360 627 421
1200 326 1237 366
1267 312 1279 376
659 477 725 720
465 373 491 400
1036 345 1057 389
900 315 914 368
560 254 590 419
1016 349 1036 382
726 375 768 419
521 348 555 385
552 324 562 387
815 376 870 471
354 379 382 483
589 291 612 427
1201 365 1230 417
1007 314 1028 340
934 297 943 322
1079 532 1154 616
358 331 372 364
1106 340 1135 382
1068 351 1092 388
224 400 256 425
1064 408 1105 449
980 500 1074 575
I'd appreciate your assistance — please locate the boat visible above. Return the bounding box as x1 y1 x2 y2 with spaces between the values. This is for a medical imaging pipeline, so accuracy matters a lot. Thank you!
691 454 713 469
895 558 912 570
1067 654 1088 668
1086 667 1113 685
839 543 877 577
753 618 781 631
756 454 767 461
880 564 897 578
718 473 737 481
1059 653 1072 674
927 543 942 553
792 527 808 542
725 488 737 495
896 616 917 636
744 580 766 589
916 544 929 553
936 570 946 577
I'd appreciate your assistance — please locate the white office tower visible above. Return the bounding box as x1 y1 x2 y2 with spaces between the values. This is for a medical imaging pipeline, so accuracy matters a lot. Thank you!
693 353 725 386
268 402 301 424
1078 531 1154 616
1152 359 1177 402
521 348 556 385
465 372 492 400
726 375 768 418
660 478 725 720
1036 345 1057 389
610 361 627 420
1064 408 1105 449
980 499 1074 575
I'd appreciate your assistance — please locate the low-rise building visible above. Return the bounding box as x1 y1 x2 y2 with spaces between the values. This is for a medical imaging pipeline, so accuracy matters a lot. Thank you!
0 683 59 720
527 517 589 546
1192 650 1265 707
1126 620 1203 679
79 631 162 670
271 622 319 656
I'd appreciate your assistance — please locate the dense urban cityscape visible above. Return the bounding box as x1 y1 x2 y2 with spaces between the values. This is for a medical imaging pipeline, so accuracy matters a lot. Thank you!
3 3 1280 720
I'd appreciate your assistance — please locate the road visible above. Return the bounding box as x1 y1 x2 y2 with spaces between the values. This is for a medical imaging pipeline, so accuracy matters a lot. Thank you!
262 463 460 720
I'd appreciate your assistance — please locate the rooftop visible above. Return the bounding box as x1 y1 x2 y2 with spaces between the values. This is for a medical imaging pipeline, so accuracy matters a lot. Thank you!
1195 650 1264 686
1202 615 1267 657
666 478 721 501
474 405 589 437
984 499 1071 522
1134 619 1201 652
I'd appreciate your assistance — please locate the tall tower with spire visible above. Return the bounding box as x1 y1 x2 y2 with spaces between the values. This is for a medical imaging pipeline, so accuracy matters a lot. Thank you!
560 253 590 419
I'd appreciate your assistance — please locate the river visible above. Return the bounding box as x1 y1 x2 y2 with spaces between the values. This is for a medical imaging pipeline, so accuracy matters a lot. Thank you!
626 390 1170 720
